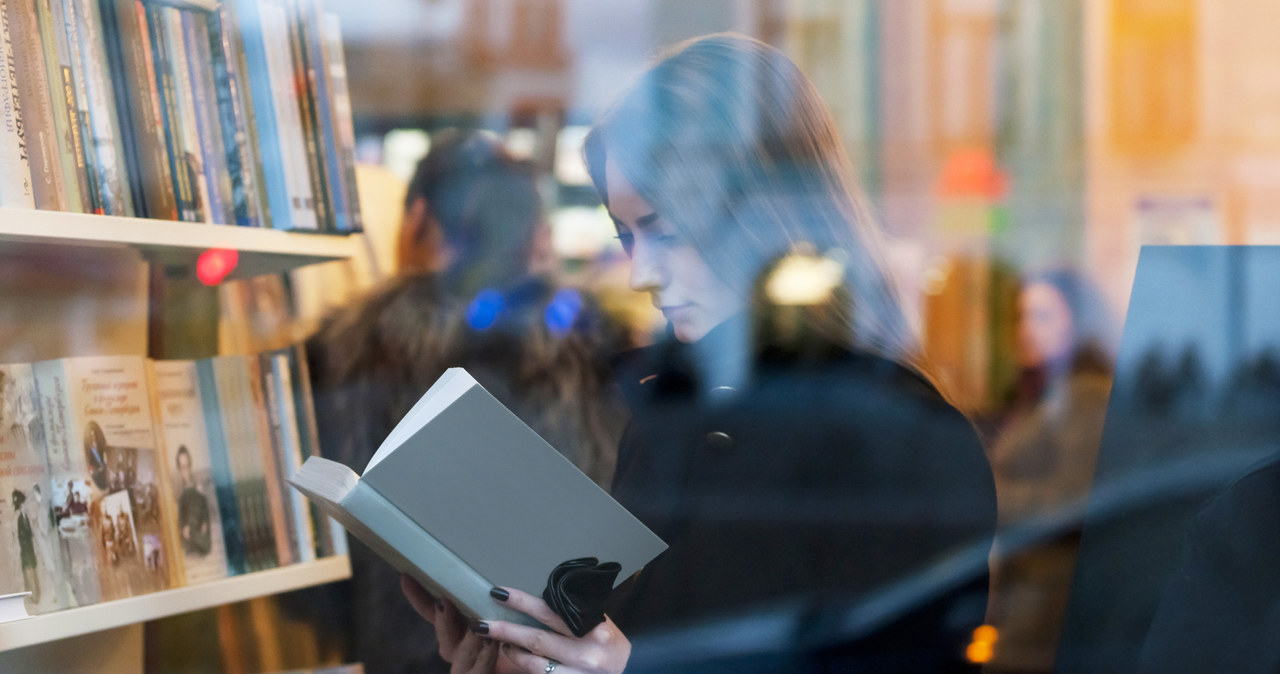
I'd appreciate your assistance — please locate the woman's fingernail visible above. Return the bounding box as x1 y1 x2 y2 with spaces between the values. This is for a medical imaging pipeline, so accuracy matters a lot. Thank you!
490 587 510 602
471 620 490 635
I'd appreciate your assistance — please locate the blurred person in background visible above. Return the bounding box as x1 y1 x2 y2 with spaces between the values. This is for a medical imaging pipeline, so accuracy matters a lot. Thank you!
404 33 997 674
985 269 1116 673
305 128 626 673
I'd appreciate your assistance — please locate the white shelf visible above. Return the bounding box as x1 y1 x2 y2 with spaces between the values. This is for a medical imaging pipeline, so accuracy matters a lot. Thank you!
0 556 351 652
0 207 358 279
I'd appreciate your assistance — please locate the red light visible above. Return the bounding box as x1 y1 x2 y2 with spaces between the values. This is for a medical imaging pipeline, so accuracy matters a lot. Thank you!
197 248 239 285
938 148 1009 200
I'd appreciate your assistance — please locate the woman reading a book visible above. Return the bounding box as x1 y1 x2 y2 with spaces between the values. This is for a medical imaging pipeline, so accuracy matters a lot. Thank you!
404 33 997 673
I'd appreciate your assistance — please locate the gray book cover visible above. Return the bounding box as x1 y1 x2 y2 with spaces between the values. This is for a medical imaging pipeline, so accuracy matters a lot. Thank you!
360 369 667 596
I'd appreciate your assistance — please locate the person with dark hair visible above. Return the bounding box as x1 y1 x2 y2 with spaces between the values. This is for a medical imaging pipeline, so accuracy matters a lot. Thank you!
83 420 109 490
305 128 626 673
13 489 39 602
984 269 1117 673
175 446 212 556
404 34 997 674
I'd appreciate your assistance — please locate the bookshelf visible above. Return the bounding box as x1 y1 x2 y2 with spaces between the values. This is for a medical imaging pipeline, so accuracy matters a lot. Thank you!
0 213 357 672
0 208 356 279
0 555 351 652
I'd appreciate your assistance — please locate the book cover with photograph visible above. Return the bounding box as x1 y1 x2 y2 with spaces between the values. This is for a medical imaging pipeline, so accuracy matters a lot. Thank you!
149 360 229 585
35 356 177 604
0 364 68 615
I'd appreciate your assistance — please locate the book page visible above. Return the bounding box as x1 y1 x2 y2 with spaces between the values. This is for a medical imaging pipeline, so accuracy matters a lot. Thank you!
366 368 474 471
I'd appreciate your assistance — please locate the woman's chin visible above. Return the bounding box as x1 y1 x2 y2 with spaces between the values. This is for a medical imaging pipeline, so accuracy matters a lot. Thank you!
671 321 708 344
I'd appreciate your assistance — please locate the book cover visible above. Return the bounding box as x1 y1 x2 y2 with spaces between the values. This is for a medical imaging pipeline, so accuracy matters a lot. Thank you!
320 11 361 232
290 369 667 626
69 0 132 216
0 364 68 615
7 0 67 210
98 0 175 220
0 1 35 209
33 0 89 212
34 356 177 604
149 360 230 585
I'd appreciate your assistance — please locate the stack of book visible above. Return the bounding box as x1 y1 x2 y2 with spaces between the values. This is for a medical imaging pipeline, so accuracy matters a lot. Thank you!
0 347 344 617
0 0 361 232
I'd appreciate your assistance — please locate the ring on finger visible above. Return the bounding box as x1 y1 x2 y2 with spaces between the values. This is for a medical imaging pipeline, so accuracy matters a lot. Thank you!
545 659 559 673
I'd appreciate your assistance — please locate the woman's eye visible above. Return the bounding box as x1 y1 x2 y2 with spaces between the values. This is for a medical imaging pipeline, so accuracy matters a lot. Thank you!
615 233 635 255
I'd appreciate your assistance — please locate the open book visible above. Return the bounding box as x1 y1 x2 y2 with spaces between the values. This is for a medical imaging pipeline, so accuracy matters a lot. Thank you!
289 368 667 628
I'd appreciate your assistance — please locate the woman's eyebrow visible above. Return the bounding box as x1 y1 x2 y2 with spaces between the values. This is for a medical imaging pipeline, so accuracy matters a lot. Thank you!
635 213 660 229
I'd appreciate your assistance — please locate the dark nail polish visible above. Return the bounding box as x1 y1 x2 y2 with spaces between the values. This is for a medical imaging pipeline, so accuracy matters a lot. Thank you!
471 620 490 635
490 587 510 602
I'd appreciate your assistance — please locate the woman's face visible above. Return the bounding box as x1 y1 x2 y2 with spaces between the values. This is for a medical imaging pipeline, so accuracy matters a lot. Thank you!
1017 281 1074 368
605 157 742 343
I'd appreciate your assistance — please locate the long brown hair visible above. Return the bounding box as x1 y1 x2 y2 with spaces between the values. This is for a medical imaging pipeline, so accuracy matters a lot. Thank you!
584 33 916 362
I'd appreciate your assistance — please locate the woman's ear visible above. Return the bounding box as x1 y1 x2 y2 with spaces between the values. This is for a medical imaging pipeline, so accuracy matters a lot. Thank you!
397 197 442 274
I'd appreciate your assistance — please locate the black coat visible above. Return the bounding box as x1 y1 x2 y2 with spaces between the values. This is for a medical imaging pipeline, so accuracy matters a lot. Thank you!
607 337 998 672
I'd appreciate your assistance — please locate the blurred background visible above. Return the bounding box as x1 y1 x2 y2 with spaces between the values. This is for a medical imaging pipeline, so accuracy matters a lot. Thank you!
7 0 1277 672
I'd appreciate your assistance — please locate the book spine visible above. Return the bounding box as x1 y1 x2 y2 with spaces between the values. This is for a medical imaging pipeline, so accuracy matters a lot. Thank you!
283 0 329 231
144 3 197 222
181 10 232 226
298 0 346 232
213 356 278 571
195 358 246 575
55 0 102 214
229 0 293 229
34 0 90 212
101 0 173 219
161 6 210 224
267 352 315 562
9 0 65 210
0 0 35 208
321 12 361 232
71 0 131 216
205 6 260 227
256 354 302 564
289 343 344 557
244 355 293 566
257 0 315 230
143 360 187 588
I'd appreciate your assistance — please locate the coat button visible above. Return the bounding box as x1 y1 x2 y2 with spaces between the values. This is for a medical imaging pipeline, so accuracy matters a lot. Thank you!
705 431 734 450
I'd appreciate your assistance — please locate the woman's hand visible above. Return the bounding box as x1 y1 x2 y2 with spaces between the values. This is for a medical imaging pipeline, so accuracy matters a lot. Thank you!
476 586 630 674
402 575 501 674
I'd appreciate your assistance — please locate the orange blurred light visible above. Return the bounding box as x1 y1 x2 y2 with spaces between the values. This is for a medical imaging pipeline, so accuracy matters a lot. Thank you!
973 624 999 643
197 248 239 286
966 640 994 664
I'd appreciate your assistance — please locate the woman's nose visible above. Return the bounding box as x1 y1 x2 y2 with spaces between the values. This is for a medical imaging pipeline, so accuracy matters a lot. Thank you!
628 243 665 293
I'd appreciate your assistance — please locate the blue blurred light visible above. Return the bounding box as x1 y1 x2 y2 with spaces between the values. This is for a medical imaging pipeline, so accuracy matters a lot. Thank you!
544 289 583 336
467 289 504 330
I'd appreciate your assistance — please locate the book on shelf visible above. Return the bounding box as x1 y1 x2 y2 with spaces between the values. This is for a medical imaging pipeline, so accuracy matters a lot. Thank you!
1 0 360 230
33 356 180 605
147 359 231 585
0 591 32 623
289 368 668 629
7 0 69 211
0 1 36 210
0 363 70 615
